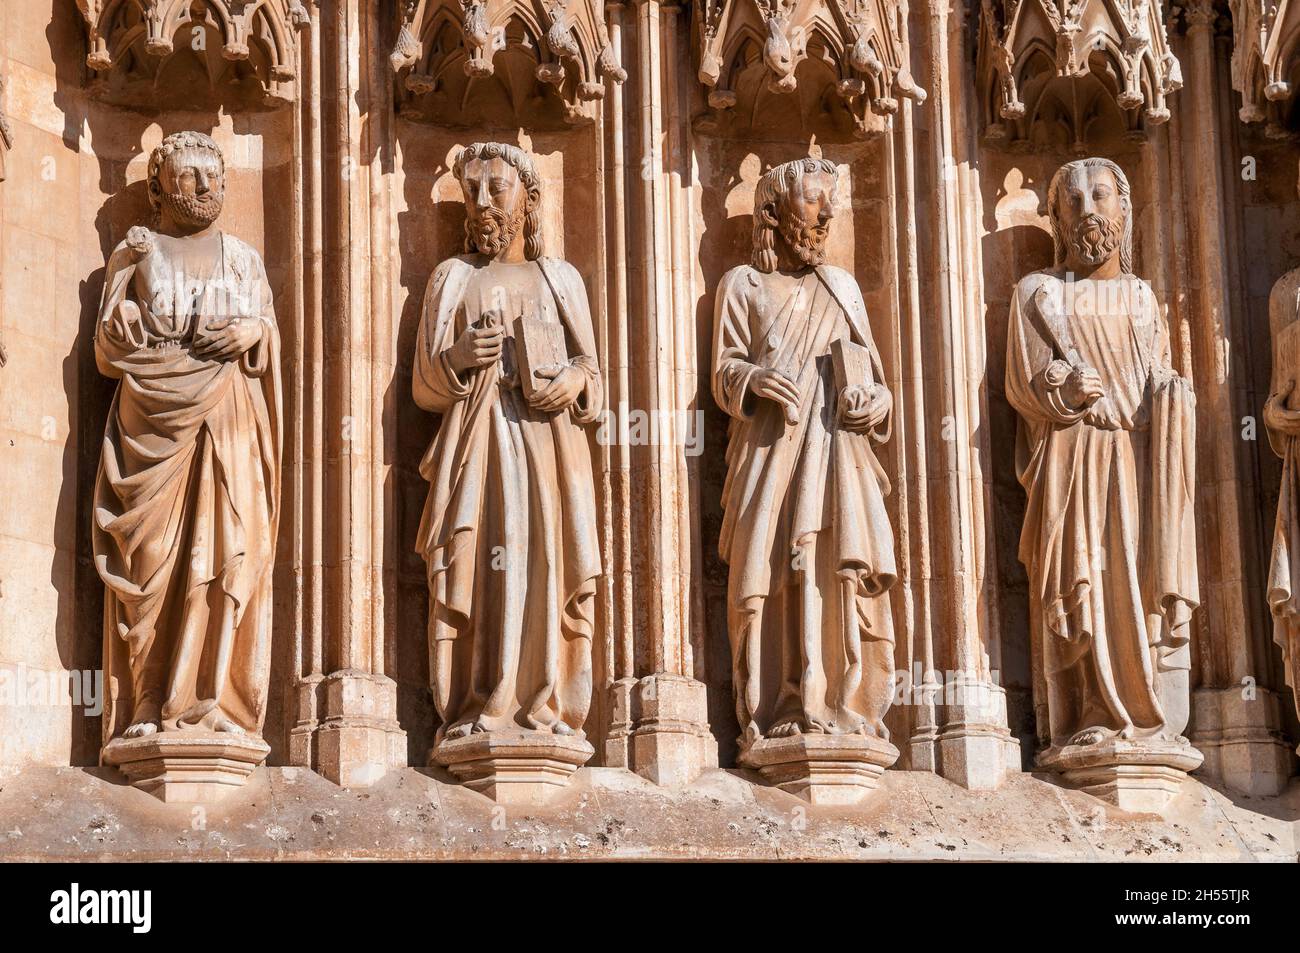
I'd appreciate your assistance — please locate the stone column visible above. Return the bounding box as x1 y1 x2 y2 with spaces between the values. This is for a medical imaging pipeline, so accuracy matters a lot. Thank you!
603 0 717 786
295 0 405 787
910 0 1019 789
1179 1 1293 796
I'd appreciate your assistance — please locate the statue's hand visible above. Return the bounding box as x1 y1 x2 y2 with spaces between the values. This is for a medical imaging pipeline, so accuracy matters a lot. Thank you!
1266 381 1300 436
194 317 263 362
448 320 504 374
750 367 800 424
529 363 584 413
1060 363 1104 410
840 382 890 433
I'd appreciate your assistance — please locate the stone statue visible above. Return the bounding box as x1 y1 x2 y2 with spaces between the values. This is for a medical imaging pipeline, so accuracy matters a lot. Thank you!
94 131 281 797
712 156 898 803
413 142 602 802
1006 157 1201 809
1264 170 1300 725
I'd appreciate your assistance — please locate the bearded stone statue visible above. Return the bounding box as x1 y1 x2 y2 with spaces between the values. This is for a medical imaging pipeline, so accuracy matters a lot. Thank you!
412 142 602 801
712 156 899 802
94 131 281 796
1006 157 1201 809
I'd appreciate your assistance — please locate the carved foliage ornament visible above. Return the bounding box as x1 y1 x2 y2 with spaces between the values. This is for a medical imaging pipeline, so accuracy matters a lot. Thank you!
76 0 310 104
978 0 1183 148
1230 0 1300 132
695 0 925 140
391 0 626 126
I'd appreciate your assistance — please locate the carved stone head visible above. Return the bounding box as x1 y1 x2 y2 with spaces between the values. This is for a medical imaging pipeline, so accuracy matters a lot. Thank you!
1047 157 1133 275
454 142 543 260
752 156 839 273
147 131 226 232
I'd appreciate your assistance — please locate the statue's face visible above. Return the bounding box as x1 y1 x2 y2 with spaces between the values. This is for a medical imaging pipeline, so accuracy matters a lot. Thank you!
774 168 836 267
460 156 528 258
155 146 224 229
1056 164 1125 270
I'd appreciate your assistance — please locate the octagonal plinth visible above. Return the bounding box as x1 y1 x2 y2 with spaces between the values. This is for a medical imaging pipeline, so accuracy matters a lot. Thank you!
1038 738 1204 814
103 732 270 803
740 734 899 805
432 730 593 806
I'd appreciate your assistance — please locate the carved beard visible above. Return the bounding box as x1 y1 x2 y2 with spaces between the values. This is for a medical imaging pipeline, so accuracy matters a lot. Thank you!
161 188 223 229
778 216 829 267
470 204 525 258
1068 213 1123 267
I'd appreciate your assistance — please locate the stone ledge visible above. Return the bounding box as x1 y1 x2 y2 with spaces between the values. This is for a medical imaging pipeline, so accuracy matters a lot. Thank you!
0 765 1294 861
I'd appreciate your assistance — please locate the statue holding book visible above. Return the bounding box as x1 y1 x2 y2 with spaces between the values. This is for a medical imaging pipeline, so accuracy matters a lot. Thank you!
93 131 281 799
413 142 602 800
712 156 898 801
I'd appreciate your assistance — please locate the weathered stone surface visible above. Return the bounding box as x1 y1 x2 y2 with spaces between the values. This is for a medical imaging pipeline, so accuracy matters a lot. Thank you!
0 766 1293 861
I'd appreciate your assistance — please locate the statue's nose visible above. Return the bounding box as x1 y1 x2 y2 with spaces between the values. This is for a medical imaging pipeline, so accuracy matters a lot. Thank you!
195 170 210 194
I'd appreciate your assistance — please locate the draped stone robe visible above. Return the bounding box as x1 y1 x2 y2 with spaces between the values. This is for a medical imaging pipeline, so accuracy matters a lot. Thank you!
94 228 281 741
414 255 603 741
713 263 896 749
1006 270 1197 750
1266 267 1300 712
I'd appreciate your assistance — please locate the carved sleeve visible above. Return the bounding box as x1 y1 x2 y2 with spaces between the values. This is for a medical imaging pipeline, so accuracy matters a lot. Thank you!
1005 277 1087 427
93 242 138 379
712 267 759 420
413 261 473 414
240 250 278 378
551 259 604 425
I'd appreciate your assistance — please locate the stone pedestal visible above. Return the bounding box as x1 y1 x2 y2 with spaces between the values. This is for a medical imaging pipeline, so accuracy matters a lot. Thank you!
432 730 593 806
1189 686 1296 796
740 734 899 805
1038 738 1204 813
103 732 270 803
314 670 407 788
605 674 718 787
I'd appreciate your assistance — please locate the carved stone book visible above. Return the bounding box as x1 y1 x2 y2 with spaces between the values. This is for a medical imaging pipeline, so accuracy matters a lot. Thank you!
830 336 874 395
514 313 568 402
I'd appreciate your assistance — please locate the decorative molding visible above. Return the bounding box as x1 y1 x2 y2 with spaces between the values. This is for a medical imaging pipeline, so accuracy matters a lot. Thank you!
977 0 1183 149
693 0 925 140
1229 0 1300 133
76 0 309 105
390 0 626 126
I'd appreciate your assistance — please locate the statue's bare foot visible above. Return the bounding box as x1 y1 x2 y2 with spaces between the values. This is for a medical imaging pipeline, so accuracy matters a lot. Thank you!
1067 726 1112 747
768 719 803 738
445 721 475 740
123 721 159 739
553 721 574 736
213 718 245 735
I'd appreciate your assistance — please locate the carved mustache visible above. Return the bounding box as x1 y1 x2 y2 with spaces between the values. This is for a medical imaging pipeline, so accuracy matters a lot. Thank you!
469 206 521 253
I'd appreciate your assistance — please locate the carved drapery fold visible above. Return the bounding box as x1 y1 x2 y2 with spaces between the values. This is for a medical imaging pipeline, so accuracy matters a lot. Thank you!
76 0 309 105
390 0 626 126
1229 0 1300 132
977 0 1182 149
693 0 925 140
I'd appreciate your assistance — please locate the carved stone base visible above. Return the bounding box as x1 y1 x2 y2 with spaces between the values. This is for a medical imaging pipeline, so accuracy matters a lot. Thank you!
1038 738 1204 813
740 734 900 805
102 732 270 803
605 675 718 787
432 730 594 806
1189 686 1296 797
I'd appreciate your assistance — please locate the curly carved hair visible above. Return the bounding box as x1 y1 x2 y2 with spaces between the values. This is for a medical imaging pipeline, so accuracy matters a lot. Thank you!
751 157 840 274
454 141 544 261
147 131 225 212
1047 157 1133 275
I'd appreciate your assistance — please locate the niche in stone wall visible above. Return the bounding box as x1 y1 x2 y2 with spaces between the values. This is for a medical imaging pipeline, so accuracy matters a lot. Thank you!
690 1 915 763
389 0 615 762
976 112 1182 762
41 0 302 763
